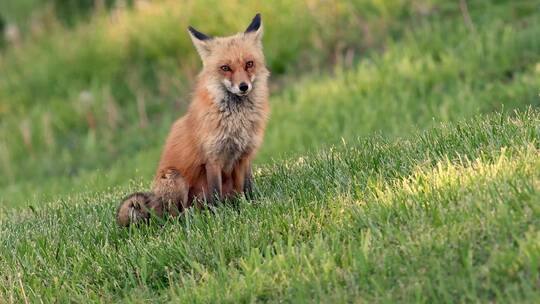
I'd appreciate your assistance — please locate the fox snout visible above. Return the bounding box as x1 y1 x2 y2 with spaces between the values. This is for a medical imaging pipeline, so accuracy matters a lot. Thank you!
223 79 252 96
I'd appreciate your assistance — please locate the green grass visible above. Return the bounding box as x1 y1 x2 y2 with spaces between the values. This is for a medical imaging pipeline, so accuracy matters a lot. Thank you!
1 110 539 302
1 1 540 302
0 0 431 186
1 0 539 208
262 13 540 161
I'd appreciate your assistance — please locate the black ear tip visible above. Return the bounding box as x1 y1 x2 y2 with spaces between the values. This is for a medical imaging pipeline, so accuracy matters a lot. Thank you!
253 13 262 25
187 26 196 36
187 26 197 36
245 13 262 33
188 25 211 41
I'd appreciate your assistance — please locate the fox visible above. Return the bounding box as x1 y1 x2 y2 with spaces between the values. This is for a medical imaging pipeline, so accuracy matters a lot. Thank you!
117 13 269 227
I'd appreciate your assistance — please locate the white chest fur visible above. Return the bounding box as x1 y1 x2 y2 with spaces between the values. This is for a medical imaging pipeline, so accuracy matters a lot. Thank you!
204 98 263 172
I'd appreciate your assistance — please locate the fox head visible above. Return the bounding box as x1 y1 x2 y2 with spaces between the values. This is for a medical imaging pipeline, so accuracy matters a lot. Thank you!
188 14 269 99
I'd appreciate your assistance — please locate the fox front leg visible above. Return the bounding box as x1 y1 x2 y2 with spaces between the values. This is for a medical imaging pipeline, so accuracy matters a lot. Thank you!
244 161 254 200
232 157 253 200
205 162 223 205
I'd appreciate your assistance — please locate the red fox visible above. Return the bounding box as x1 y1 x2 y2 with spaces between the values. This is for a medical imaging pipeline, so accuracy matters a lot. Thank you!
117 14 269 226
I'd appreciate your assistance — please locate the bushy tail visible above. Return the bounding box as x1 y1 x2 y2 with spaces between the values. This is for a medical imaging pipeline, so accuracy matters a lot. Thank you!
116 192 186 227
116 192 166 227
117 169 188 227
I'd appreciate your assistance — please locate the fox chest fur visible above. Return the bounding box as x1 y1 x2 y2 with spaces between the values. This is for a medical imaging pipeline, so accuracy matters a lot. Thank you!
202 95 265 172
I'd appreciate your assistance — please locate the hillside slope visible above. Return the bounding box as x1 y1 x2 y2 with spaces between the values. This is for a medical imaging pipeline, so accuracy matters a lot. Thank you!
1 1 538 208
1 110 539 302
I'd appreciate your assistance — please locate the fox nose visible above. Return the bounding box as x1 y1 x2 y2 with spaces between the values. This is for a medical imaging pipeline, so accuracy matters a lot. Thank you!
239 82 249 93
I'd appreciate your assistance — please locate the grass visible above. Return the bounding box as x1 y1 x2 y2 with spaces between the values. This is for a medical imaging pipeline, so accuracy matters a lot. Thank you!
1 0 540 302
262 13 540 161
0 0 429 187
1 110 539 302
1 0 539 207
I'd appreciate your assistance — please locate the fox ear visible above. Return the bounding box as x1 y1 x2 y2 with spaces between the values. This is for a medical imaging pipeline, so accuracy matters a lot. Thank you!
188 26 212 59
244 13 263 42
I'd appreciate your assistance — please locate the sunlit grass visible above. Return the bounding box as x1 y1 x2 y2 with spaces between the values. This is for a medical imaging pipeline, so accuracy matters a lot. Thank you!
1 1 539 207
1 110 539 302
0 2 539 301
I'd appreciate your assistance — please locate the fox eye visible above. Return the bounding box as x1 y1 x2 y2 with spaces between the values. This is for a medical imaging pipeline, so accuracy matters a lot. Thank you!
245 61 254 69
220 65 231 72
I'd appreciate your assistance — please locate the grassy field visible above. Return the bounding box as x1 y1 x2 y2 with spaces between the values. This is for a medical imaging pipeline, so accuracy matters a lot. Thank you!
1 0 539 302
1 110 539 302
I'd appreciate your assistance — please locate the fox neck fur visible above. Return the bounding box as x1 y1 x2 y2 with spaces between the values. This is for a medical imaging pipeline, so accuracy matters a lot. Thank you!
196 72 269 173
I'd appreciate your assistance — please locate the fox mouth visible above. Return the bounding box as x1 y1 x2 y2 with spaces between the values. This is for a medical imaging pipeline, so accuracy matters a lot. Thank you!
221 80 252 97
222 85 251 99
226 87 251 97
224 90 249 103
